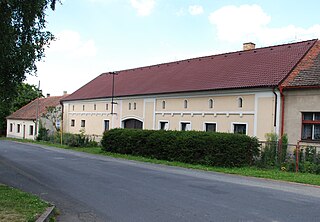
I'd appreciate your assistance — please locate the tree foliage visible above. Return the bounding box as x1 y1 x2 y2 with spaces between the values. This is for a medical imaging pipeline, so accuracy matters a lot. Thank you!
0 0 58 133
11 83 43 113
42 106 61 132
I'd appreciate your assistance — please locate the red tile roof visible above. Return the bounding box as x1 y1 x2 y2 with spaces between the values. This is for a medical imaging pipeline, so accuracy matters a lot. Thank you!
62 40 317 102
7 95 68 120
281 40 320 88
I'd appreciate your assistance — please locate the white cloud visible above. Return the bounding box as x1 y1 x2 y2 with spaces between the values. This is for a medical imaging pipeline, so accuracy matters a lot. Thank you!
49 30 97 58
188 5 204 16
208 4 320 46
27 30 101 96
130 0 155 16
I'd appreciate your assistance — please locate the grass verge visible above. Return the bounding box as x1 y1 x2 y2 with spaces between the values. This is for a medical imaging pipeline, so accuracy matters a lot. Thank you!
0 184 50 222
2 137 320 186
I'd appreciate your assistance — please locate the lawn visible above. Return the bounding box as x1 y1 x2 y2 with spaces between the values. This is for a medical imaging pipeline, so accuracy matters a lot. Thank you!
0 184 49 222
2 137 320 186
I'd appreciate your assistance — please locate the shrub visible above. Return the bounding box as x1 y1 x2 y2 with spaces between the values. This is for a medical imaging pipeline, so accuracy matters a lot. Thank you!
101 128 260 167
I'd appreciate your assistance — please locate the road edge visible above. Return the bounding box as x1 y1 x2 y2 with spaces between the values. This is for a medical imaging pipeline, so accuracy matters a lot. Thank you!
36 206 55 222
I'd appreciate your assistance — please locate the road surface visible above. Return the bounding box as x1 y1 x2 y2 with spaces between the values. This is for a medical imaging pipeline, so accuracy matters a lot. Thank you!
0 140 320 222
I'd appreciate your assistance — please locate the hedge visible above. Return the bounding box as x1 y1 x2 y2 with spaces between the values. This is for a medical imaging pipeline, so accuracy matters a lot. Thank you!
101 128 260 167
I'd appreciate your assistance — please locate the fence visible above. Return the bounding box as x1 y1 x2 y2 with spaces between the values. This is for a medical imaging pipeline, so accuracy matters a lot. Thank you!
259 140 320 172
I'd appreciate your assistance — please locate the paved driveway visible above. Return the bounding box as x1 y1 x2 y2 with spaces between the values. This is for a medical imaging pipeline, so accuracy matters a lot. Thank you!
1 140 320 222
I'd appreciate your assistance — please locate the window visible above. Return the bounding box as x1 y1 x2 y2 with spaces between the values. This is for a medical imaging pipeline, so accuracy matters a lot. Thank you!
129 103 131 110
238 97 243 108
209 99 214 109
81 120 85 127
29 125 34 135
162 101 166 109
83 105 85 111
10 123 13 132
71 119 75 127
133 102 137 110
72 105 74 111
17 124 21 133
205 123 216 132
104 120 110 131
106 103 109 110
159 121 169 130
233 123 247 134
184 100 188 109
181 122 191 131
302 112 320 141
94 104 97 110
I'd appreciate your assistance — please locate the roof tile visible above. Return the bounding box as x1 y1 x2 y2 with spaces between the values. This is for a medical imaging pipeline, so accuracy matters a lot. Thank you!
63 40 316 101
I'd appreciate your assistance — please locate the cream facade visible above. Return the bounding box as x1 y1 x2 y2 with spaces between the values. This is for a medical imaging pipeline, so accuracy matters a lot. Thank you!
283 89 320 145
62 88 280 141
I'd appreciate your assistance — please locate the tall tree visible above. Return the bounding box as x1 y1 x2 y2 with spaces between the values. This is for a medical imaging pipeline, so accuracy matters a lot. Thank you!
11 83 43 113
0 0 58 134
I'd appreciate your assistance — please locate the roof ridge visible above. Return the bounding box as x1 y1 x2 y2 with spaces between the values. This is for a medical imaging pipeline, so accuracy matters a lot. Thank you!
101 39 318 74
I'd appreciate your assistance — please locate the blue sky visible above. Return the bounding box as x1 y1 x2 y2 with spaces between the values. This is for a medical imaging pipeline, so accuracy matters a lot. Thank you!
27 0 320 95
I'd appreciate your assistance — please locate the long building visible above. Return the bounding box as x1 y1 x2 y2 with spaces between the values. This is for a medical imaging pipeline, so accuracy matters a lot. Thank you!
61 39 320 145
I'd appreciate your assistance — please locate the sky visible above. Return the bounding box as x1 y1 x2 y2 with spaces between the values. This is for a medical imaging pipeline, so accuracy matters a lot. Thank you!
26 0 320 96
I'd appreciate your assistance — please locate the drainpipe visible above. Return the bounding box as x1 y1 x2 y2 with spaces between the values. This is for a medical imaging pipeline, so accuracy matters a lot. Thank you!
272 88 278 128
278 86 285 162
60 101 64 145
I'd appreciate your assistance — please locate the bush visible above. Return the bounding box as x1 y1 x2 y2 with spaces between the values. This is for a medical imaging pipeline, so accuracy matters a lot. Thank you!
101 129 260 167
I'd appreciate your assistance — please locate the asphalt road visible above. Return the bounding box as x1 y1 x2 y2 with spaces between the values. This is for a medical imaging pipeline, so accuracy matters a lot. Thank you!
1 140 320 222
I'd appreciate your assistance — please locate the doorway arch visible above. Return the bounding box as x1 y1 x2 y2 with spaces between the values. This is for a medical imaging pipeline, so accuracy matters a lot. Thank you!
123 118 143 129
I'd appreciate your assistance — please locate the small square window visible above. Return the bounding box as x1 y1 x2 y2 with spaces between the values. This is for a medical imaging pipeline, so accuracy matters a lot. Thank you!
159 121 168 130
205 123 216 132
233 124 247 134
181 122 191 131
81 120 85 127
71 119 75 127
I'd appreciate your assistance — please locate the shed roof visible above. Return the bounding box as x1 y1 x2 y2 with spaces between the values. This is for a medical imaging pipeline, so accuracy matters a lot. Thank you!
62 39 317 102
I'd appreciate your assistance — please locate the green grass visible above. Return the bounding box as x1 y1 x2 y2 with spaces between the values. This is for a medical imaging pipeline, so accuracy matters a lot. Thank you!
2 137 320 186
0 184 49 222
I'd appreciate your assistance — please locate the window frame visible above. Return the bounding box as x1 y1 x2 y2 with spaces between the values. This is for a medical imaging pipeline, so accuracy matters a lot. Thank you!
204 122 217 132
17 124 21 133
81 120 86 128
208 99 214 109
162 100 166 109
180 121 191 131
301 112 320 141
29 125 34 136
159 120 169 130
104 120 110 131
232 122 248 135
183 99 188 109
237 97 243 108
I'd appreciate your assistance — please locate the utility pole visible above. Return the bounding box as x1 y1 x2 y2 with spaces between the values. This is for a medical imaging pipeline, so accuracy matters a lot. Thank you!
34 81 40 139
109 72 118 115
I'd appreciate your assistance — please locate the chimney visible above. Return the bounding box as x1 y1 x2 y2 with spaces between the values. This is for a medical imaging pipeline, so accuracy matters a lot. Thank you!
243 42 256 51
63 91 67 96
46 93 50 98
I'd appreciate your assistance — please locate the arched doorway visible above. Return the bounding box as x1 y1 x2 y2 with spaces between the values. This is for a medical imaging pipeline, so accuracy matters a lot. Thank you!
123 119 143 129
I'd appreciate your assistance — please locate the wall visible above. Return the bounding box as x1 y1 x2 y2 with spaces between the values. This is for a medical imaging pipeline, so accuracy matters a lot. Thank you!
62 88 278 141
6 119 36 140
284 89 320 145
